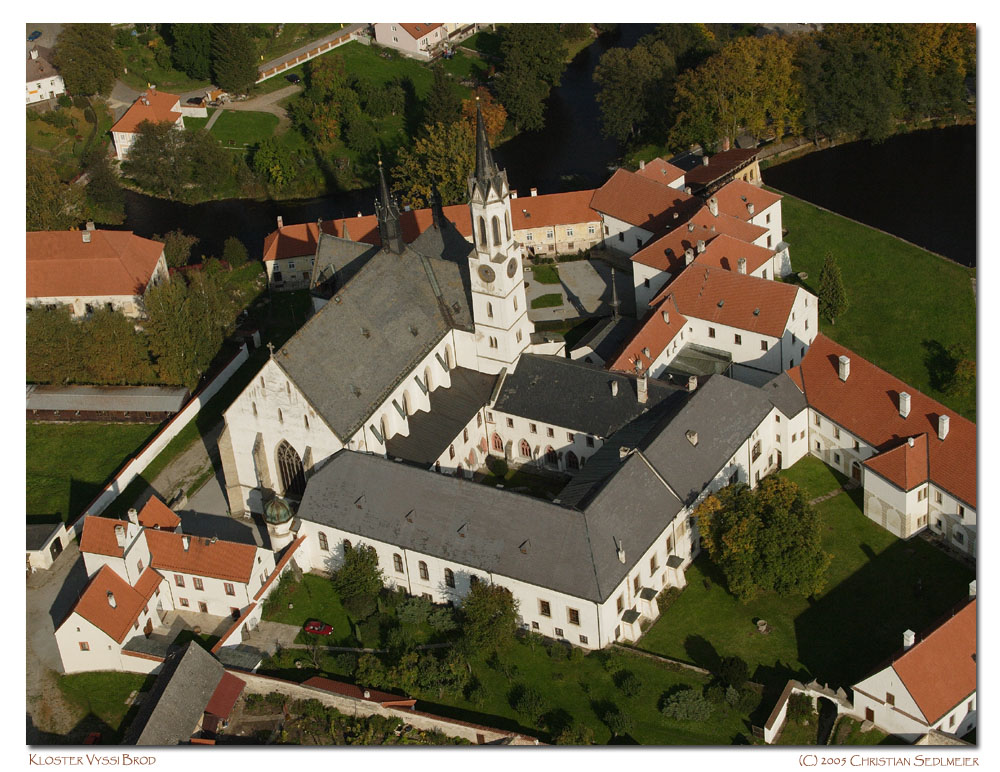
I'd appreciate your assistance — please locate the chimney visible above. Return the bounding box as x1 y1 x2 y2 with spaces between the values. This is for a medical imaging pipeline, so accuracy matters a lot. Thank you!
127 507 139 525
696 239 705 254
85 221 96 231
530 188 538 197
661 310 670 324
114 524 126 547
969 580 977 599
107 591 117 609
610 381 619 397
510 190 517 199
637 370 648 404
685 429 699 446
838 355 850 382
615 538 626 564
902 629 916 650
907 437 915 448
938 415 950 440
687 375 698 392
685 248 694 265
182 535 191 551
639 159 645 170
746 202 755 216
899 392 911 418
276 215 284 228
684 186 692 195
687 222 695 232
30 48 39 60
82 231 91 243
702 155 710 166
737 257 747 274
708 197 718 217
619 446 631 461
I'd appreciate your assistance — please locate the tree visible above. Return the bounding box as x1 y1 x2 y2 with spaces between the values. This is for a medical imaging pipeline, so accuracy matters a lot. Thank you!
718 655 749 689
155 229 198 269
83 309 155 384
122 121 188 199
331 543 384 620
661 688 714 721
946 343 976 399
392 121 475 208
595 38 676 143
602 704 634 737
211 23 258 95
343 115 378 157
27 154 84 231
817 252 849 324
494 23 568 132
222 237 249 268
696 477 830 602
424 66 462 127
511 685 548 724
460 88 507 143
494 57 551 133
26 306 85 384
53 24 122 96
561 23 591 42
459 581 519 655
83 150 125 224
252 137 295 189
170 23 213 80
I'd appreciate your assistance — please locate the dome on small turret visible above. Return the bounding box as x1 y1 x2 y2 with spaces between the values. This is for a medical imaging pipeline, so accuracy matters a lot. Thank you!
263 496 295 526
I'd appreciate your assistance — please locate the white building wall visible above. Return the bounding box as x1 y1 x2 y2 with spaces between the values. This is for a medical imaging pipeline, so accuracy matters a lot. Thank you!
927 484 976 555
55 615 124 674
267 255 317 290
430 410 487 476
517 220 601 257
486 408 602 474
26 74 66 103
634 262 674 313
853 669 931 741
862 470 912 539
600 214 654 256
751 201 783 251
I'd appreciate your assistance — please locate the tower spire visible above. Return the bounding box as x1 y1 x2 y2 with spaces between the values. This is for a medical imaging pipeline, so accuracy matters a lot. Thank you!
374 154 404 254
473 98 500 195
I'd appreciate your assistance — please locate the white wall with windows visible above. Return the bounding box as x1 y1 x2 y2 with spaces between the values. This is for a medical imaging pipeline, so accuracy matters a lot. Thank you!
485 409 602 474
599 214 654 256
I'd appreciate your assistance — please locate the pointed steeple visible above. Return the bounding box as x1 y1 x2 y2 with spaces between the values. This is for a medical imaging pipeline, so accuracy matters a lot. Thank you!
474 98 497 185
374 155 404 254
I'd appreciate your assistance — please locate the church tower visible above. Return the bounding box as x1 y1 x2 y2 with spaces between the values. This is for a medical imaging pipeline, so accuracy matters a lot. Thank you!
467 101 533 373
375 157 405 255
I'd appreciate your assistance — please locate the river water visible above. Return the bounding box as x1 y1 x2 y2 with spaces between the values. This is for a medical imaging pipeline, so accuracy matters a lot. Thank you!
112 28 975 268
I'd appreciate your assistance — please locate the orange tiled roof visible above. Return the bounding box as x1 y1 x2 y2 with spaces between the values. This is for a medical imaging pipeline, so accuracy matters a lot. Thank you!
68 565 163 644
790 335 976 507
713 178 782 221
399 23 443 40
205 672 246 719
145 529 257 584
590 169 698 233
892 600 976 724
863 434 929 491
79 515 127 558
111 89 182 134
137 496 181 530
631 206 766 273
693 233 775 275
635 158 685 187
510 190 599 230
608 294 687 373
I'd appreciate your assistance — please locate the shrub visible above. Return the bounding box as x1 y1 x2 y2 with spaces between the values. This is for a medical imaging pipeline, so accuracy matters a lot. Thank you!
72 94 89 109
397 596 431 626
334 652 357 675
661 687 714 721
656 586 682 615
42 110 71 128
601 650 626 674
732 687 761 714
547 642 568 661
57 94 72 108
615 670 642 697
487 455 508 477
511 685 548 725
718 655 750 689
427 606 458 633
704 684 727 705
569 646 584 662
786 693 814 721
603 705 634 737
465 677 488 707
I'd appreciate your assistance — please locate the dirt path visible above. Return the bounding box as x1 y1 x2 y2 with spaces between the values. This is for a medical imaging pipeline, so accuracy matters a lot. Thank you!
220 85 300 132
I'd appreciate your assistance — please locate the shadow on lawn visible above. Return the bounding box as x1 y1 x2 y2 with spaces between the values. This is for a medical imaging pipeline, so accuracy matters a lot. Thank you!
793 538 974 689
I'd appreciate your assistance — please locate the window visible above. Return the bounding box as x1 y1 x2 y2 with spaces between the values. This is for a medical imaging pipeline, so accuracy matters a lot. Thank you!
616 594 624 613
137 559 144 573
444 568 455 588
546 427 554 438
588 225 596 235
917 515 928 527
419 561 429 581
198 601 208 613
650 555 659 573
950 715 956 728
751 440 762 462
708 327 716 338
252 402 257 417
567 432 575 442
393 554 404 573
463 428 469 443
304 415 309 429
179 598 190 607
566 227 574 237
815 441 821 451
532 621 540 630
513 296 518 311
805 319 809 330
643 278 650 288
520 439 531 458
580 635 589 644
546 229 554 239
516 330 523 342
615 625 621 640
935 518 943 531
917 488 926 502
492 433 504 452
854 439 860 451
568 608 580 626
193 577 204 591
506 417 514 428
555 627 564 638
477 413 483 427
814 414 821 427
79 642 90 651
886 693 895 706
767 235 773 248
959 505 966 519
539 600 551 617
666 535 673 554
761 341 769 351
834 453 841 465
318 532 328 551
529 423 537 434
586 436 594 448
734 333 742 344
224 583 236 596
174 574 185 588
955 531 965 545
934 491 942 504
618 232 624 242
766 213 771 224
633 575 640 593
487 302 494 318
278 409 283 423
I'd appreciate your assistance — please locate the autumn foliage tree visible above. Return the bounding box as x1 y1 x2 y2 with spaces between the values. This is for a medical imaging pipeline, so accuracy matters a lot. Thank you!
460 88 507 144
696 477 830 602
392 121 475 208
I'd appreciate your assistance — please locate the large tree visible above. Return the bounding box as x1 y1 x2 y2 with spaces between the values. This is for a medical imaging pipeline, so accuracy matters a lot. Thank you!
594 37 676 143
26 306 85 384
424 65 462 127
211 23 258 95
27 154 84 231
169 23 213 80
392 121 475 208
331 543 384 620
817 252 849 324
154 229 198 269
459 581 519 655
83 150 125 224
696 477 831 602
52 24 122 96
494 24 567 132
122 123 232 201
82 309 156 384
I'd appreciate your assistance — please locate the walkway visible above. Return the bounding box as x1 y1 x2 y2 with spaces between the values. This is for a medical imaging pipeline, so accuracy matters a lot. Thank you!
256 23 368 83
808 480 860 507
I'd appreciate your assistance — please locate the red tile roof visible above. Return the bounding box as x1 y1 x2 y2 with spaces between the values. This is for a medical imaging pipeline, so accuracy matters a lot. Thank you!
399 23 443 40
510 190 600 230
693 233 775 275
863 434 929 491
685 148 758 187
590 169 698 233
79 516 127 558
68 565 163 644
790 335 976 507
145 530 258 584
112 89 182 134
137 496 181 530
608 294 687 373
660 264 799 338
205 672 246 718
262 222 338 262
303 676 417 708
892 600 976 724
631 206 767 273
27 230 165 299
713 179 782 221
635 158 685 187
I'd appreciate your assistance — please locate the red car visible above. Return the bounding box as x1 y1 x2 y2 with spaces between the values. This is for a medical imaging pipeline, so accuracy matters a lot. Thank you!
303 620 333 636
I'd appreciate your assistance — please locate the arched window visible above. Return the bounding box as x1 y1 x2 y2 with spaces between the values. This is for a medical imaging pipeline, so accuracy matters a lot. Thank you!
489 336 498 348
487 302 493 318
402 390 412 416
276 440 305 497
567 451 579 470
318 532 328 551
545 446 558 465
449 444 456 459
278 409 283 423
252 401 257 417
419 561 429 580
505 212 511 240
393 554 404 573
444 568 455 588
492 432 504 452
519 439 531 458
492 216 501 245
303 414 309 429
478 217 487 246
343 539 352 552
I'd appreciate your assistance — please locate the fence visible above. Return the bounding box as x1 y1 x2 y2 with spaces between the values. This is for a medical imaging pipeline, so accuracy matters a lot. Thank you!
763 678 856 744
66 343 250 539
256 29 359 83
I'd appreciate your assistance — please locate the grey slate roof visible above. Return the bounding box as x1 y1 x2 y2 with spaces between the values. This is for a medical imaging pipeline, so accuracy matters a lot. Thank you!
124 642 225 746
409 217 476 264
386 367 496 464
26 384 189 413
310 231 380 299
639 375 776 505
296 450 680 604
277 246 474 440
492 355 681 438
762 371 808 418
572 316 637 364
26 521 61 551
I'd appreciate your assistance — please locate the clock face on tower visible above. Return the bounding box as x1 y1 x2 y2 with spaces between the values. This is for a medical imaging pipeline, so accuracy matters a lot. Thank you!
478 265 496 283
506 258 518 278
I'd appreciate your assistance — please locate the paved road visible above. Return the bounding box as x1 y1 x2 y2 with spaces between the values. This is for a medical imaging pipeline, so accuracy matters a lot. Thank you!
26 23 61 51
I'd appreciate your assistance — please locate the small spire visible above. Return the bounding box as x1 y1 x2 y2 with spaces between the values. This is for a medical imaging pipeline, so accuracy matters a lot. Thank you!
374 151 404 254
267 342 275 358
474 99 497 186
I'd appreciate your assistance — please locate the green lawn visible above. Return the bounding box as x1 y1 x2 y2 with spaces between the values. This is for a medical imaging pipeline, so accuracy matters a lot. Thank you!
183 109 214 132
777 454 850 500
779 193 977 421
529 264 561 284
439 52 488 82
478 466 569 500
26 422 159 522
831 716 895 745
261 573 354 644
209 110 280 148
57 672 153 739
775 710 821 745
638 457 975 694
531 293 563 309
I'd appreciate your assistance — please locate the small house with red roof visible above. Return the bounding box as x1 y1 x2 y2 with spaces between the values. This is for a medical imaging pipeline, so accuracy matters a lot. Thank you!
111 88 186 160
852 598 976 741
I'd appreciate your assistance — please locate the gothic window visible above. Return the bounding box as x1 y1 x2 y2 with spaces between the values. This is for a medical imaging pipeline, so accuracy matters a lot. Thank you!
519 439 531 458
505 212 511 239
492 216 501 245
492 432 504 452
487 302 493 318
445 568 455 588
545 446 558 465
478 217 487 247
276 440 306 498
566 451 579 470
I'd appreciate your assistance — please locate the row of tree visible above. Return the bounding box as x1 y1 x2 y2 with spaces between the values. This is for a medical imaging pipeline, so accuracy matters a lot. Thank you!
121 121 235 201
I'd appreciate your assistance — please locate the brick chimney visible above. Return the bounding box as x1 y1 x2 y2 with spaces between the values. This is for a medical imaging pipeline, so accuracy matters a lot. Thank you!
838 355 850 382
737 257 747 274
938 415 950 440
899 392 911 418
708 197 718 217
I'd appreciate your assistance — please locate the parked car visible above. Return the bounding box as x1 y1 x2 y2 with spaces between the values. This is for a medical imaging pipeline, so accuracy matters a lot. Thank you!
186 97 205 106
303 620 333 636
285 73 301 84
28 30 42 41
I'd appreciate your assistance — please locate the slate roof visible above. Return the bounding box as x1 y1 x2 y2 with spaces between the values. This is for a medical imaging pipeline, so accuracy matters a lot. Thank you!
26 384 188 414
124 642 227 745
639 375 776 505
26 47 59 82
26 521 62 551
276 244 474 440
761 372 808 418
492 354 681 438
385 367 496 464
684 148 758 191
572 316 638 365
309 231 380 298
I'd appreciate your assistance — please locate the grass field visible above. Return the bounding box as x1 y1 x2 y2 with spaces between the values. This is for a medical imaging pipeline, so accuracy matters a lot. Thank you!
531 293 563 309
529 264 561 284
209 110 280 148
26 422 159 522
638 458 974 695
57 672 153 739
779 193 977 421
